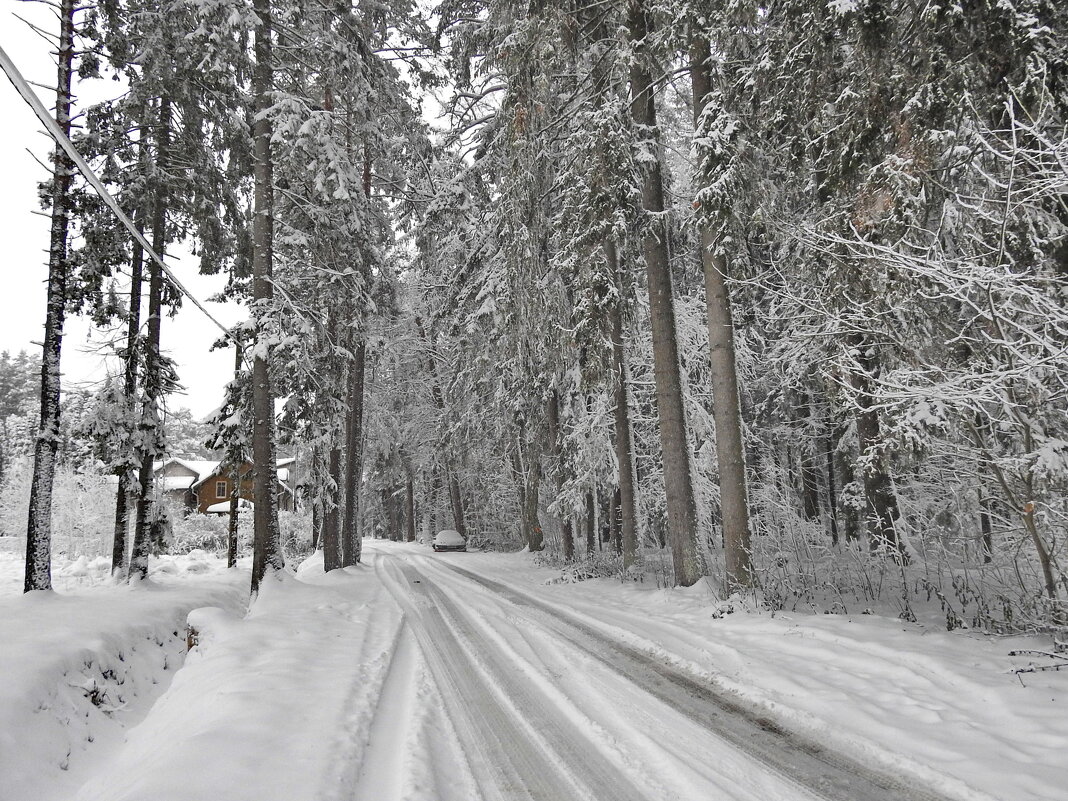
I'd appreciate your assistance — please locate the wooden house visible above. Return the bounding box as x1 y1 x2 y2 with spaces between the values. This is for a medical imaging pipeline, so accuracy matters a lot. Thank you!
153 458 222 512
150 457 297 515
191 457 297 515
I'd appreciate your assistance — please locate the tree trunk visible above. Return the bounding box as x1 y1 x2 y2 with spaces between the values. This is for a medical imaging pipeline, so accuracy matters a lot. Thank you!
516 432 545 552
311 500 321 551
795 395 822 522
825 433 840 546
609 487 621 555
524 466 544 552
250 0 283 594
853 343 905 561
605 240 639 568
226 343 243 569
690 37 753 592
583 489 595 555
323 444 342 570
112 213 144 577
341 340 366 566
381 487 395 540
547 389 575 561
406 472 417 542
978 488 993 564
227 460 240 568
24 0 76 593
447 466 466 538
415 316 466 536
627 0 701 587
130 96 171 582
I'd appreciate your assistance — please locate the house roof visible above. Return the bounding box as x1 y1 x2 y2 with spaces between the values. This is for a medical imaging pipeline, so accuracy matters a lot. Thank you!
177 459 223 482
160 476 198 491
154 458 222 485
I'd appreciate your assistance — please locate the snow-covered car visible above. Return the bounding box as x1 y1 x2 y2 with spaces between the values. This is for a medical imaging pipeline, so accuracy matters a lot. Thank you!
432 529 467 552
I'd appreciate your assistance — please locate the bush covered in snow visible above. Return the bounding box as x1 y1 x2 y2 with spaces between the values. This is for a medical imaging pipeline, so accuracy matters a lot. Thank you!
169 509 312 564
170 512 233 555
0 459 115 558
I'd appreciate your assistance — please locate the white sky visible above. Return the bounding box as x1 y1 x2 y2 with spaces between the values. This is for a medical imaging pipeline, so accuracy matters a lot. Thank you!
0 4 244 419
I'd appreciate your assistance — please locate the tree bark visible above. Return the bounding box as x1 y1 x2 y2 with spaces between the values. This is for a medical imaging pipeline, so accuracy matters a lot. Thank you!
227 460 240 568
311 502 321 551
406 472 417 542
795 395 822 522
415 316 466 535
610 487 622 555
130 96 171 582
825 433 840 546
341 340 366 565
585 489 595 555
112 212 144 577
606 240 639 568
447 466 466 538
515 429 544 551
24 0 76 593
250 0 284 594
546 389 575 561
626 0 701 586
853 342 905 561
524 465 544 552
690 36 753 592
978 488 993 564
323 443 342 570
226 343 243 569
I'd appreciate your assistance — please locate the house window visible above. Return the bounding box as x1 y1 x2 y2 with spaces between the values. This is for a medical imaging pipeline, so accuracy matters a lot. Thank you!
215 480 227 499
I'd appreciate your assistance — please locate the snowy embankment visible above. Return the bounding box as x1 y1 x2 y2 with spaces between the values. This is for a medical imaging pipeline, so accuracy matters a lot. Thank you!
430 548 1067 801
74 553 408 801
0 551 248 801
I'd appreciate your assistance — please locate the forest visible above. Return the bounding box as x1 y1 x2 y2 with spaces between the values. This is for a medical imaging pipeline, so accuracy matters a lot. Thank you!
5 0 1068 633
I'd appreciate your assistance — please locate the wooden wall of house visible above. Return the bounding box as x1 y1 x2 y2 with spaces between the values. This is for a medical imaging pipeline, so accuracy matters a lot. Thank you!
195 464 295 514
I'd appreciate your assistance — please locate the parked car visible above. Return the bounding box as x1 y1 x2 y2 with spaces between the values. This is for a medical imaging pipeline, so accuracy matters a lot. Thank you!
432 529 467 552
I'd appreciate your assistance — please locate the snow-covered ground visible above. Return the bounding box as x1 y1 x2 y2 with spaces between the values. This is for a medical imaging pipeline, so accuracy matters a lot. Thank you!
0 549 248 801
1 541 1064 801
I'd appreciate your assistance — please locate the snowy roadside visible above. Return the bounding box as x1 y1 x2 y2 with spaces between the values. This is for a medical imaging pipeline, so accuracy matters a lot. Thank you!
73 553 411 801
410 544 1068 801
0 551 249 801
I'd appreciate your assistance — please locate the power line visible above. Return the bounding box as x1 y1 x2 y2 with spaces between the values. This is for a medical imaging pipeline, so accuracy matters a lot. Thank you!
0 41 237 343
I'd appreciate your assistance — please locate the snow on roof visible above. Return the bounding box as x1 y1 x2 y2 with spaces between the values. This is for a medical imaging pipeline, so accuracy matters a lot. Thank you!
176 459 223 483
205 498 253 514
160 476 196 491
156 458 221 484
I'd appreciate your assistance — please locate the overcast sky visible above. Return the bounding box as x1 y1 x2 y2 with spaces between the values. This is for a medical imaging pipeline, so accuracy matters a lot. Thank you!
0 4 245 419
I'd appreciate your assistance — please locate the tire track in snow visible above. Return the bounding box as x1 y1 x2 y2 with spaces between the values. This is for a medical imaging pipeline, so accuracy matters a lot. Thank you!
431 559 965 801
352 625 419 801
376 558 649 801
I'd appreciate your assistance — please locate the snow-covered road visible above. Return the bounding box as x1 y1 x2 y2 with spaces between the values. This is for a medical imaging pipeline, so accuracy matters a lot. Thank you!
375 547 950 801
4 542 1063 801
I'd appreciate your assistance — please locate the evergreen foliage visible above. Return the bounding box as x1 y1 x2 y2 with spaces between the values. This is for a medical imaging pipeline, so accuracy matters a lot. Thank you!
12 0 1068 626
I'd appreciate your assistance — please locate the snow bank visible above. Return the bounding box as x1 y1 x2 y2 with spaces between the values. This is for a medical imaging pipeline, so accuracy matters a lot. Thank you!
0 568 248 801
75 561 405 801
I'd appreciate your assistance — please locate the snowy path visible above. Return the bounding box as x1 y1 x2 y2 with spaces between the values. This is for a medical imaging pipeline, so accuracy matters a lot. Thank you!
401 546 1066 801
373 547 956 801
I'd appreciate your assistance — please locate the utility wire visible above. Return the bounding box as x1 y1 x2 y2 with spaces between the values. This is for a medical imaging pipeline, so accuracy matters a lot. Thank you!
0 41 236 342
